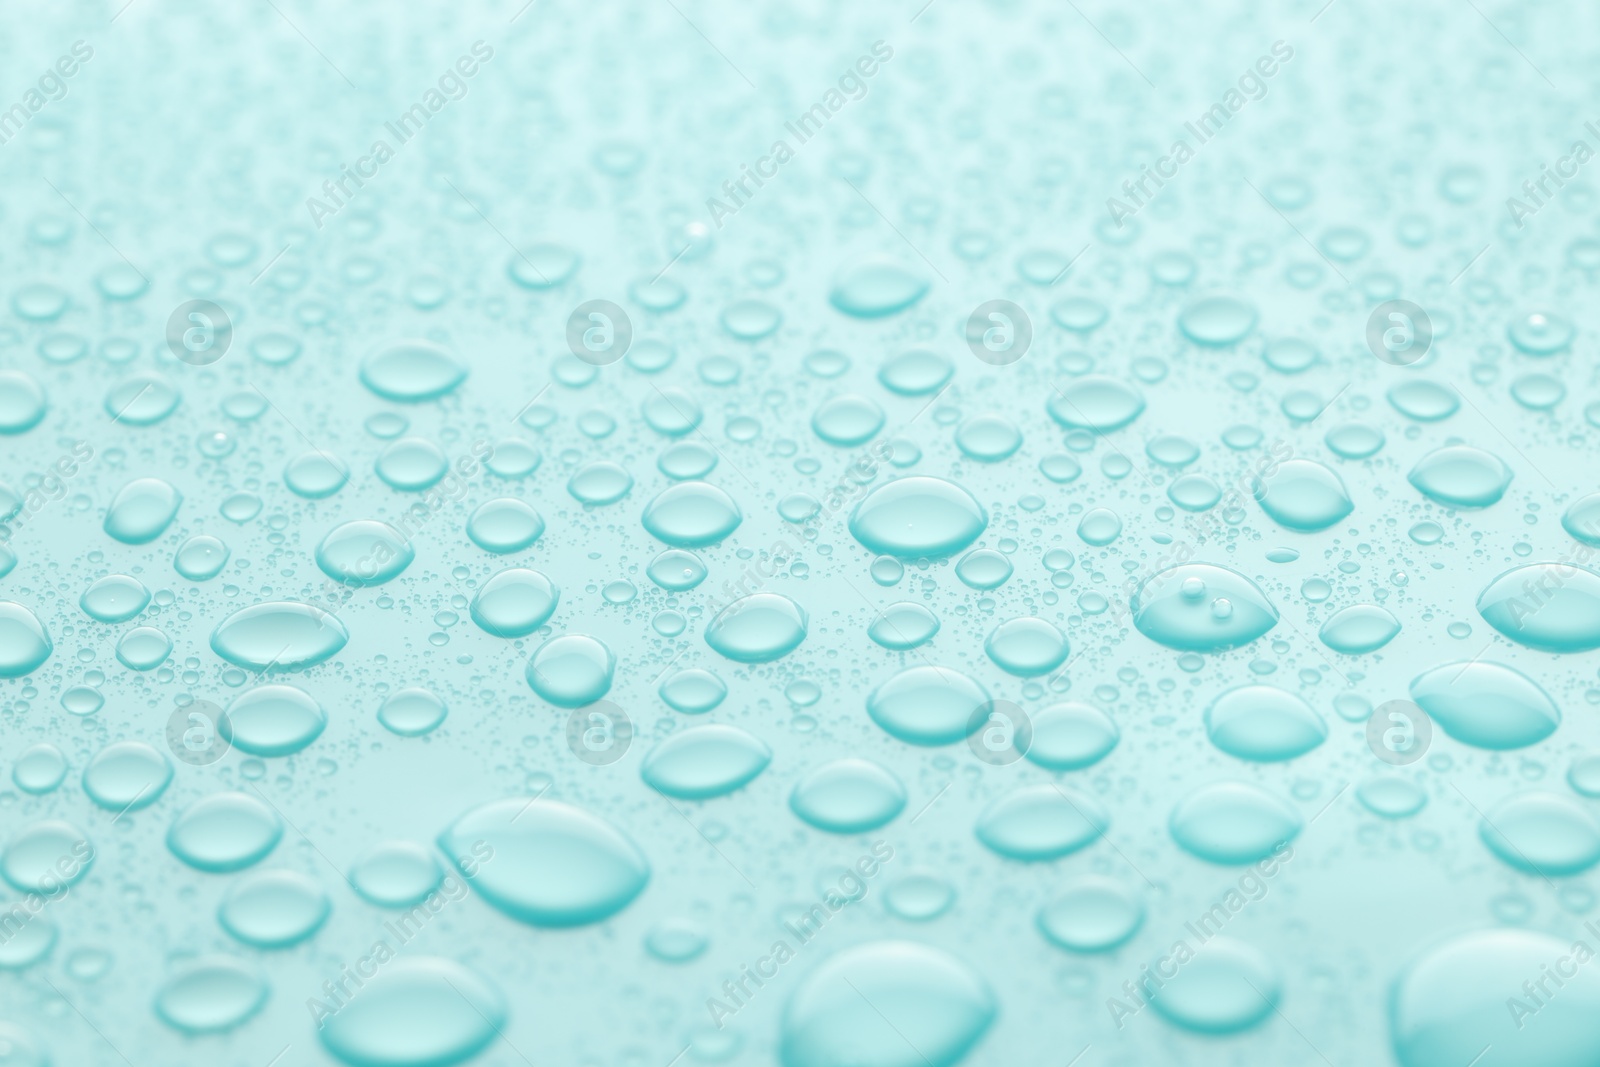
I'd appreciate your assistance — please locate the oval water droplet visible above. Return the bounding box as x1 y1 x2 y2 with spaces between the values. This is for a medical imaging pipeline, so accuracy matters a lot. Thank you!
221 685 327 756
466 498 545 554
976 784 1109 861
1037 876 1143 952
866 665 990 746
1179 297 1258 346
789 759 906 833
640 724 772 799
1 820 92 892
1319 604 1401 653
319 957 505 1067
1410 660 1560 749
104 477 182 544
525 634 615 707
1148 937 1280 1034
0 602 52 678
1132 564 1279 652
641 481 743 547
984 616 1068 676
1478 791 1600 876
1025 702 1119 771
828 260 930 318
82 741 171 812
211 602 349 671
437 797 649 926
470 568 559 637
219 869 329 948
1408 445 1513 508
316 520 415 586
1205 686 1328 761
849 477 988 559
868 602 940 650
166 793 282 872
779 941 995 1067
350 841 443 908
1477 562 1600 652
154 956 267 1034
1046 375 1145 431
1253 459 1353 531
359 340 467 402
1169 782 1301 864
704 593 808 663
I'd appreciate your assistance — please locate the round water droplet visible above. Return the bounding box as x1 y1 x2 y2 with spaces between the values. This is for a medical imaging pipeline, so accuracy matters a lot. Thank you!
1392 929 1600 1067
0 602 52 677
470 568 559 637
211 601 349 671
1132 564 1279 652
878 350 952 396
1 820 92 892
867 666 990 746
1077 507 1123 545
954 414 1022 462
319 956 505 1067
104 477 182 544
222 685 327 756
1507 310 1574 355
868 602 940 650
789 759 907 833
955 549 1012 590
1037 876 1143 952
219 869 329 948
640 724 772 799
316 520 416 586
976 784 1109 861
350 841 443 908
377 688 447 737
154 956 267 1034
812 394 885 447
1205 686 1327 761
1477 562 1600 652
849 477 988 559
659 668 727 714
1169 782 1301 864
1410 660 1560 749
984 616 1068 676
0 370 46 434
1319 604 1401 653
12 743 67 794
1148 937 1280 1034
1024 702 1119 771
166 792 282 872
1253 459 1353 531
174 534 230 581
1408 445 1513 508
704 593 808 663
641 482 743 547
1478 791 1600 876
1179 297 1258 346
83 741 171 812
359 340 467 401
828 260 930 318
1046 375 1145 431
568 461 634 506
284 451 350 498
779 941 995 1067
375 437 448 491
437 797 649 926
526 634 615 707
466 499 545 554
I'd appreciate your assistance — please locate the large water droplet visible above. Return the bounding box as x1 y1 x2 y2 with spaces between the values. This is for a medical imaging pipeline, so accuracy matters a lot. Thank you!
1169 782 1301 864
359 340 467 402
848 477 987 559
640 724 772 799
318 957 505 1067
0 602 52 678
1148 937 1280 1034
1 820 92 892
641 481 743 547
1037 875 1143 952
316 521 415 586
219 869 329 948
1132 564 1279 652
827 259 930 318
976 784 1109 861
1478 791 1600 876
1408 445 1513 508
1477 562 1600 652
1025 702 1119 770
104 477 182 544
789 758 906 833
437 797 649 926
704 593 808 663
525 634 615 707
211 602 349 671
221 685 327 756
780 941 995 1067
867 602 940 650
1319 603 1401 653
470 568 559 637
1205 686 1328 761
1391 929 1600 1067
1046 375 1146 431
154 956 267 1034
1252 459 1353 531
1409 661 1560 749
82 741 171 812
866 665 990 746
166 793 282 872
984 616 1068 676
